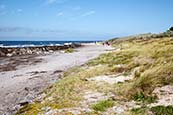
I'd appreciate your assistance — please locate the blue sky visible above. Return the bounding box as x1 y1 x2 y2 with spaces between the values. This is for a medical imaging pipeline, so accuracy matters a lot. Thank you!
0 0 173 41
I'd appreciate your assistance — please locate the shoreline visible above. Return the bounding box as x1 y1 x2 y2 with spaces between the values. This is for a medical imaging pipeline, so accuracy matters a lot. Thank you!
0 43 82 57
0 44 113 115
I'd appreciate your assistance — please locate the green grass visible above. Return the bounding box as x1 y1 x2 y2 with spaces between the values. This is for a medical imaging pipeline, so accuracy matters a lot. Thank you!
109 37 173 100
151 106 173 115
92 99 114 111
88 37 173 102
16 35 173 114
131 106 148 115
88 50 139 67
16 65 114 114
15 103 44 115
133 92 157 104
65 48 75 53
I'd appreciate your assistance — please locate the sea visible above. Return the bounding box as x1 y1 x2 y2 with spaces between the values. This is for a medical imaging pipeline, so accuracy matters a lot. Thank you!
0 41 100 48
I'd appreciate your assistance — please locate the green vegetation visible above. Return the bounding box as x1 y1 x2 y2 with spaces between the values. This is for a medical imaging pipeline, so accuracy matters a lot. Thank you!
16 31 173 114
65 48 75 53
130 106 173 115
105 37 173 100
133 92 156 104
92 99 114 111
131 106 148 115
130 105 173 115
151 106 173 115
15 103 44 115
17 65 114 114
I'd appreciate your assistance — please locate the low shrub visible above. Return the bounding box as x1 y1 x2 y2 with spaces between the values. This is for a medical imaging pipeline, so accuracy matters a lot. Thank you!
92 99 114 111
133 92 157 104
151 106 173 115
65 48 74 53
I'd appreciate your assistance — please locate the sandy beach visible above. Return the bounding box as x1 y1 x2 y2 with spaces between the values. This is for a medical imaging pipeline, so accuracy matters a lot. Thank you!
0 44 113 115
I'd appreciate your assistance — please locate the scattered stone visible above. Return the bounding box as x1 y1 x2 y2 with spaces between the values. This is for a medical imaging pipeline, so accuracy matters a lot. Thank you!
18 101 29 106
40 71 47 73
7 53 13 57
0 44 81 57
149 85 173 107
30 71 40 75
24 87 30 92
53 70 63 74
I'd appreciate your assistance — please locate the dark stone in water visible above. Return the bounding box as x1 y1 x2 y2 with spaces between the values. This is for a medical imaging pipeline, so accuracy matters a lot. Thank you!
53 70 63 74
18 101 29 106
0 44 82 57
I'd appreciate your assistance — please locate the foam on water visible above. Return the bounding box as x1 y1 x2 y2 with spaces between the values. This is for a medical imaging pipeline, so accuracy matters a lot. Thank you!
0 41 99 48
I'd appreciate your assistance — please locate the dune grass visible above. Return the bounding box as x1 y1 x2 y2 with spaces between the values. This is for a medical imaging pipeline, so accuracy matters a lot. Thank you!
150 106 173 115
16 65 115 114
106 37 173 100
16 36 173 114
65 48 75 53
130 106 148 115
92 99 114 112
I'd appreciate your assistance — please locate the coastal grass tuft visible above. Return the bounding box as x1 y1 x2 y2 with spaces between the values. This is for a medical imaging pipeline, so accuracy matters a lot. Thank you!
109 37 173 100
65 48 75 53
16 35 173 114
130 106 149 115
150 106 173 115
44 65 113 108
17 65 114 114
87 37 173 103
133 92 157 104
92 99 114 111
15 102 44 115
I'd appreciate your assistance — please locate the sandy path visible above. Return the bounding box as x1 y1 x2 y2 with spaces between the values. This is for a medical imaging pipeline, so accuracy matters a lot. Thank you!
0 44 113 115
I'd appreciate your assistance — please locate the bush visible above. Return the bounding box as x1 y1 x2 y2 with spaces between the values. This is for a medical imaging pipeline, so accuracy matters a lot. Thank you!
151 106 173 115
133 92 156 104
131 106 148 115
65 48 74 53
92 99 114 111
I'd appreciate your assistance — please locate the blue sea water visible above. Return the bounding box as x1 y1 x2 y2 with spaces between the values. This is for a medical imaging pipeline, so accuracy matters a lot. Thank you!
0 41 99 47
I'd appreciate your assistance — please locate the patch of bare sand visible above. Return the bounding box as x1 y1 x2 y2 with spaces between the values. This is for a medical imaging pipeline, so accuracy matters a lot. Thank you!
88 74 134 85
150 85 173 107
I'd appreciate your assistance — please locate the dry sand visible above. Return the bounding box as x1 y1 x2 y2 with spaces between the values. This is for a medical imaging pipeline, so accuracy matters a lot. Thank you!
0 44 113 115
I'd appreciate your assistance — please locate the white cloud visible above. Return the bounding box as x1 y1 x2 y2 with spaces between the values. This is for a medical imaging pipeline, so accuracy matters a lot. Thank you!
81 11 96 17
57 12 64 16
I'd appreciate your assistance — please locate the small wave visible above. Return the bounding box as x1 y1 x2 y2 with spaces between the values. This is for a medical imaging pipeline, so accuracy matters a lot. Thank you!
0 44 72 48
55 44 61 46
0 44 43 48
64 42 72 45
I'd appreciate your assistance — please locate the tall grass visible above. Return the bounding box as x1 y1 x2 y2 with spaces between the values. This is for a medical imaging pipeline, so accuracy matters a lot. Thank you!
16 36 173 114
110 37 173 99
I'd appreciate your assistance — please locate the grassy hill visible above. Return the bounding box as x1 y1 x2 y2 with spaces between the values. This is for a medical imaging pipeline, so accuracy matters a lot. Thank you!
16 31 173 115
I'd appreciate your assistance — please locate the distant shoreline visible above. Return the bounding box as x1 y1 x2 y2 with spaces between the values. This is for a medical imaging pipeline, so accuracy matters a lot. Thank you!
0 43 82 57
0 40 101 48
